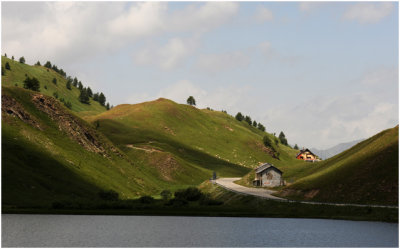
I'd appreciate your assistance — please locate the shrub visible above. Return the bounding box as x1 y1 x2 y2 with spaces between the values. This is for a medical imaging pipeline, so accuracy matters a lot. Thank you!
98 190 119 201
19 56 25 64
64 101 72 109
5 62 10 70
263 135 272 148
23 77 40 92
160 190 172 201
52 78 57 85
139 195 155 204
53 92 59 99
174 187 204 202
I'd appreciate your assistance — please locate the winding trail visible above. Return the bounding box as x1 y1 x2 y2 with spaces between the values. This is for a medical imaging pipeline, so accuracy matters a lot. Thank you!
215 178 398 209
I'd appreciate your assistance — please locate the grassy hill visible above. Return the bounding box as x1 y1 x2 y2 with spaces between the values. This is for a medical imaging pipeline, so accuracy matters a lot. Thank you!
278 126 398 205
87 98 302 179
2 56 107 117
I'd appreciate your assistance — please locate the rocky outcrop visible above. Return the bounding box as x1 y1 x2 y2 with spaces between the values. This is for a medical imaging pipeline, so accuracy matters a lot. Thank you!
31 93 111 157
2 94 43 130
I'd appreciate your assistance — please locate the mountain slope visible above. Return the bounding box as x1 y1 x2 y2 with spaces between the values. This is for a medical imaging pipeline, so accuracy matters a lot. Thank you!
2 56 106 116
279 126 398 205
2 86 169 208
87 99 302 178
310 139 364 160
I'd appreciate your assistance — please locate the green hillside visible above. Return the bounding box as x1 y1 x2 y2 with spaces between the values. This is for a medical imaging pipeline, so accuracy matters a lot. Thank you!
88 98 301 176
278 126 399 205
1 56 106 116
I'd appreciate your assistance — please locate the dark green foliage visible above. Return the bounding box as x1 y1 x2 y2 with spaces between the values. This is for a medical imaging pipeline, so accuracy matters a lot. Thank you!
78 81 83 90
35 61 41 66
263 135 272 148
64 101 72 109
257 123 266 132
244 116 252 125
44 85 47 90
66 80 72 90
53 92 59 99
279 131 288 146
73 77 78 87
174 187 204 201
93 92 99 101
235 112 244 121
19 57 25 64
139 195 155 204
252 121 257 127
52 78 57 85
212 171 217 180
187 96 196 106
87 87 93 97
222 110 227 114
161 190 172 201
23 76 40 91
5 62 11 70
106 102 110 110
44 61 52 68
79 88 90 104
294 144 299 150
59 98 64 103
11 56 14 60
4 53 7 58
98 190 119 201
99 92 106 106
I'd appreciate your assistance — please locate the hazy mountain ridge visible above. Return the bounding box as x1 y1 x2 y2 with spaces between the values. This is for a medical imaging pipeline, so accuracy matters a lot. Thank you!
311 139 365 160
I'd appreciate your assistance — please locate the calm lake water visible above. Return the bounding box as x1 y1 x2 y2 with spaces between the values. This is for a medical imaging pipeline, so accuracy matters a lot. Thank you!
2 214 398 247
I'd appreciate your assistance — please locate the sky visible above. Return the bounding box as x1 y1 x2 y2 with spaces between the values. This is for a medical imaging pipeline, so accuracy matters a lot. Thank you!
2 1 398 149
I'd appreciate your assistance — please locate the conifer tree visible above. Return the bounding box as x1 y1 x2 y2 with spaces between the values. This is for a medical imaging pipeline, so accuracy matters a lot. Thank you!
186 96 196 106
19 57 25 64
279 131 288 146
252 120 257 127
44 61 52 68
52 78 57 85
87 87 93 98
78 81 83 90
294 144 299 150
106 102 110 110
5 62 11 70
11 56 14 60
35 61 41 66
79 88 90 104
73 77 78 87
23 77 40 92
4 53 7 58
66 80 72 90
98 92 106 106
244 116 252 125
235 112 244 121
93 92 99 101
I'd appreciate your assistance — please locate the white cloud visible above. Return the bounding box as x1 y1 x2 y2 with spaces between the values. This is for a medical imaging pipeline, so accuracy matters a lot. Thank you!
2 2 239 65
133 37 198 70
299 2 324 13
196 51 250 74
343 2 395 24
255 6 274 22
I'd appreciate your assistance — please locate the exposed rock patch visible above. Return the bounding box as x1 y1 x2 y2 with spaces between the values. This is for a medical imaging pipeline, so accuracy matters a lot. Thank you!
2 94 43 130
31 93 111 157
148 152 180 181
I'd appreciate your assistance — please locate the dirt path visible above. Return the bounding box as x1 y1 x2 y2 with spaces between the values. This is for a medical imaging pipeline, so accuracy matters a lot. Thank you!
215 178 398 209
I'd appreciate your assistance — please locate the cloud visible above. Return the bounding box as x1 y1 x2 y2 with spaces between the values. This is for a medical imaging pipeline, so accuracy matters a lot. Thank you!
2 2 239 65
196 51 251 74
260 67 398 149
258 41 302 65
343 2 395 24
254 6 274 22
298 2 325 13
133 37 198 70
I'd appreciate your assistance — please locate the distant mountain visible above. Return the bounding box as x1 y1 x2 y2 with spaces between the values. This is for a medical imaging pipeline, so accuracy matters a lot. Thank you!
311 139 364 160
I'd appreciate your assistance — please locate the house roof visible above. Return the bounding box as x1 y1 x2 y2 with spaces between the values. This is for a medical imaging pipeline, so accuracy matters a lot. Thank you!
296 148 316 157
255 163 283 174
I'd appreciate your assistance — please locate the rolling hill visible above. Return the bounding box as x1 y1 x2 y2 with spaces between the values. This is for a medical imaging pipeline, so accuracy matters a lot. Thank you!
279 126 398 205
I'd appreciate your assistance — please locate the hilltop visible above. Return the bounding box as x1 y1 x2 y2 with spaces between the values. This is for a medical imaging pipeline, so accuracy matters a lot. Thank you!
1 56 108 117
278 126 398 205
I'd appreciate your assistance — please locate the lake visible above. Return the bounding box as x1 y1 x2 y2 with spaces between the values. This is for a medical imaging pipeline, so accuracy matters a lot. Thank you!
2 214 398 247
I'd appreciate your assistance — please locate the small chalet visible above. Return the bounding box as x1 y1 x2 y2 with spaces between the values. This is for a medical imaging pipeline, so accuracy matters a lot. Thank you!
252 163 284 187
296 148 319 162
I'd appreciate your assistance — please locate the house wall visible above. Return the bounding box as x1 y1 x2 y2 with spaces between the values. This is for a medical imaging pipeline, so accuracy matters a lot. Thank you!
261 169 282 187
297 152 316 160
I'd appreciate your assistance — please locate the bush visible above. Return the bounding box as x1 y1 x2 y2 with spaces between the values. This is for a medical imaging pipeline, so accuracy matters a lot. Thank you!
263 135 272 148
160 190 172 201
23 76 40 92
166 198 188 206
174 187 204 202
52 78 57 85
98 190 119 201
64 101 72 109
5 62 10 70
19 56 25 64
53 92 59 99
139 195 155 204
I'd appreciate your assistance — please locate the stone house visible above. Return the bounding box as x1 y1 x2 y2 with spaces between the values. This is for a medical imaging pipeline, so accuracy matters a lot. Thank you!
252 163 284 187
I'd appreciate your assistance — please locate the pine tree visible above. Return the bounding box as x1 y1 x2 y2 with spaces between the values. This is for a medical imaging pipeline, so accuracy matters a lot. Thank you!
98 92 106 106
252 120 257 127
4 53 7 58
257 123 266 132
73 77 78 87
19 57 25 64
294 144 299 150
263 135 272 148
11 56 14 60
186 96 196 106
78 81 83 90
93 92 99 101
23 77 40 91
244 116 252 125
87 87 93 98
35 61 41 66
235 112 244 121
44 61 52 68
66 80 72 90
5 62 11 70
106 102 110 110
79 88 90 104
279 131 288 146
52 78 57 85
